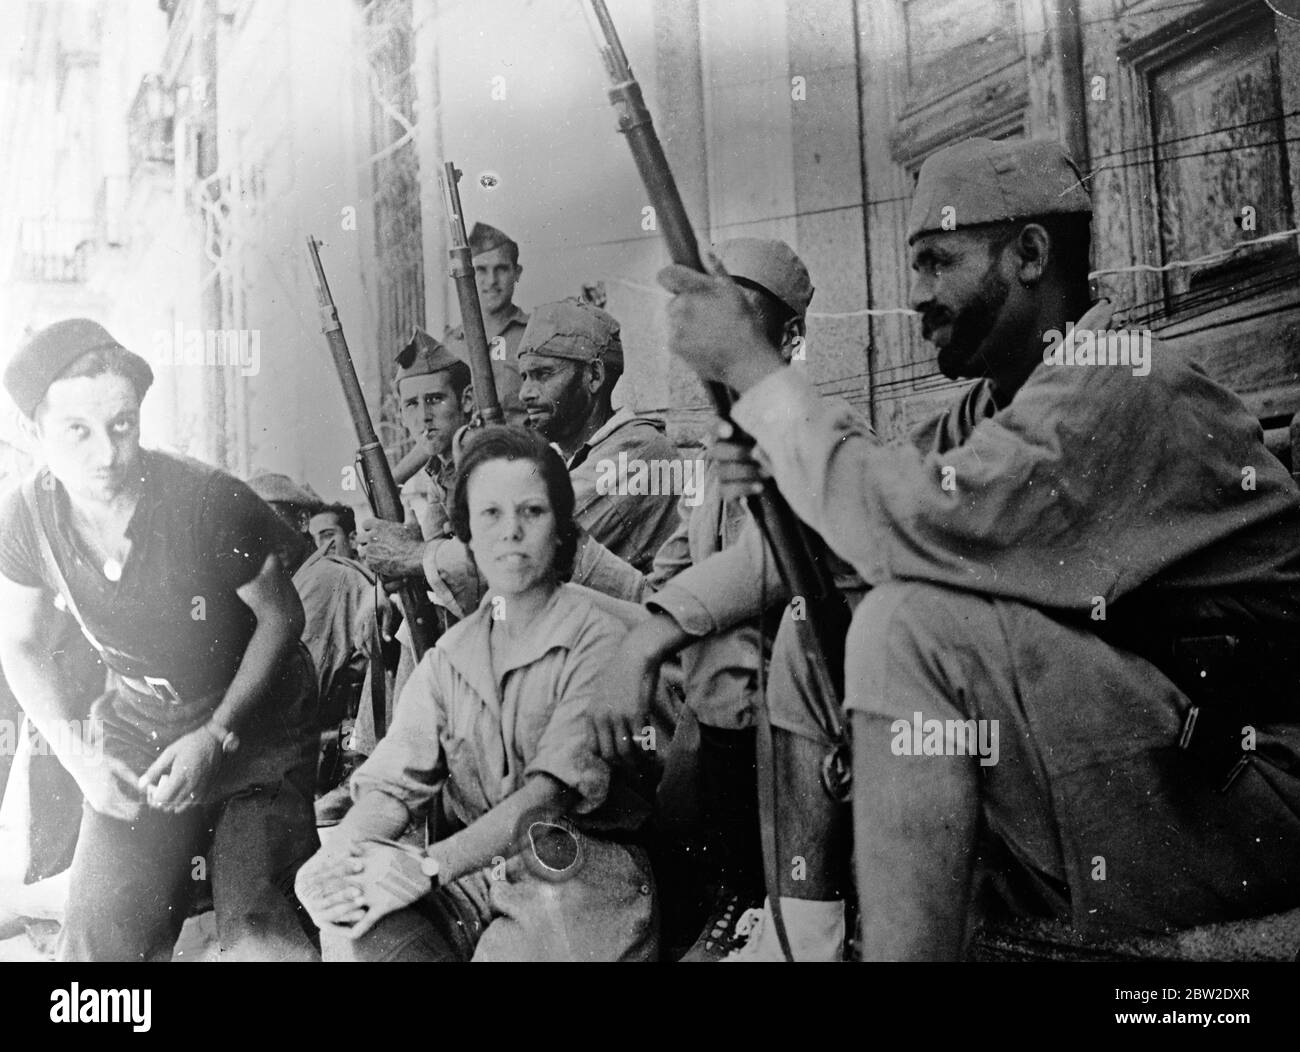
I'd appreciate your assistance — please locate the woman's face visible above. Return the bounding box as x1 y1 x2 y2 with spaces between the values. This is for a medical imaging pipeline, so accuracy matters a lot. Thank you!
465 457 559 600
34 372 142 503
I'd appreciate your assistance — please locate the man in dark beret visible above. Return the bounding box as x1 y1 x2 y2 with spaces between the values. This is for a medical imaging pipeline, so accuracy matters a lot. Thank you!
0 319 321 961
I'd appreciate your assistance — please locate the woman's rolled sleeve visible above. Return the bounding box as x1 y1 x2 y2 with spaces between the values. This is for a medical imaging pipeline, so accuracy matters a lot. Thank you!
350 653 447 816
523 618 622 813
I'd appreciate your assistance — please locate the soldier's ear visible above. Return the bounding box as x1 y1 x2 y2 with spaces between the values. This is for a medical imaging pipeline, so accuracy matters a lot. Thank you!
461 384 476 416
586 358 606 394
1014 223 1051 288
781 317 805 360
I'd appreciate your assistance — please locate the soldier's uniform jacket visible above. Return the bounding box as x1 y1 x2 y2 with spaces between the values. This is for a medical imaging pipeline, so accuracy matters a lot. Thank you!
402 451 458 542
565 406 683 576
727 302 1300 924
732 314 1300 622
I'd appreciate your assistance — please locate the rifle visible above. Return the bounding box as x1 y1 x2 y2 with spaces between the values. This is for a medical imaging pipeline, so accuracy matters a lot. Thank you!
438 162 504 426
581 0 854 959
305 236 441 736
581 0 851 779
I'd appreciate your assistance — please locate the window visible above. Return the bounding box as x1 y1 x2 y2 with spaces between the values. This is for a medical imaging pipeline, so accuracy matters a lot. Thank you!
1147 15 1295 310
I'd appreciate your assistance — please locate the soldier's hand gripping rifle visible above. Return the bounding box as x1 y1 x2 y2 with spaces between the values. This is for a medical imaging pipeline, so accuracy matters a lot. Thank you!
581 0 857 963
305 236 440 738
580 0 852 787
439 162 504 426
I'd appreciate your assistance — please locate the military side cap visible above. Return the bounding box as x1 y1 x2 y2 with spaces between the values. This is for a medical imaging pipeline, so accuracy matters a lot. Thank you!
247 471 322 508
4 318 153 418
394 326 465 384
716 237 814 318
906 137 1092 244
517 299 623 369
468 222 517 258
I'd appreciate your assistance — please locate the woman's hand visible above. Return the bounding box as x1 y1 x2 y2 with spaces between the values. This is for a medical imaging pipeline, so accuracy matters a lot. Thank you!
137 727 223 812
295 846 368 934
340 841 433 939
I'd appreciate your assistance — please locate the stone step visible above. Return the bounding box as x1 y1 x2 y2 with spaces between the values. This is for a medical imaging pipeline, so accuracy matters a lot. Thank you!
970 909 1300 962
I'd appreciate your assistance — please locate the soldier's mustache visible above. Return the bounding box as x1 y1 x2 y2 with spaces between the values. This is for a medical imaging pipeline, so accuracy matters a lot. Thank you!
921 309 952 339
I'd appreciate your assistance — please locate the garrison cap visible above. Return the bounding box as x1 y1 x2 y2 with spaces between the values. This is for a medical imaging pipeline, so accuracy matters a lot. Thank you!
394 326 466 385
716 237 814 318
906 137 1092 244
4 318 153 418
246 471 322 509
468 222 517 258
517 299 623 370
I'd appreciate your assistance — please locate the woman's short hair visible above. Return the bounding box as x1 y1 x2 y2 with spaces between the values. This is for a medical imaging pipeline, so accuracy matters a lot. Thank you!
450 425 579 581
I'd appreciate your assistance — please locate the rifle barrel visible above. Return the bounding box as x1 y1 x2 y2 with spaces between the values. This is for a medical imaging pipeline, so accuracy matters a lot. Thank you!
304 236 440 674
583 0 851 742
440 164 504 425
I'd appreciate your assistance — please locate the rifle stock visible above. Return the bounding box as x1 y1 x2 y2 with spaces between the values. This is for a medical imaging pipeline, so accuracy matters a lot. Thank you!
439 162 504 426
305 236 440 737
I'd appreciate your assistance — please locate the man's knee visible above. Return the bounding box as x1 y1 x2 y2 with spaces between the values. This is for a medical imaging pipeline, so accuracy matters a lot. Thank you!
844 582 1000 719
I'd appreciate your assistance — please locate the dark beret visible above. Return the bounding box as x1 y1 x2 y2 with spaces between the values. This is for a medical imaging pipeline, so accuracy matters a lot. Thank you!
4 318 153 418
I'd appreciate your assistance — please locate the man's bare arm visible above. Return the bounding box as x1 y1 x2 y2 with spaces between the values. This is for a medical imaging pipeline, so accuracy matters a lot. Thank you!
210 551 306 732
0 572 142 818
0 574 92 741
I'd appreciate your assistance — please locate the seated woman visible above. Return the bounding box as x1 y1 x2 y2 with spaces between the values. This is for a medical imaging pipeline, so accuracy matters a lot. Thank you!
0 319 320 962
296 425 658 961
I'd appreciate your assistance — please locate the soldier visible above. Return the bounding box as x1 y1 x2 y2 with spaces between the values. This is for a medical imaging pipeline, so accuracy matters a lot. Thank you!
658 137 1300 959
0 320 320 961
442 222 530 427
364 300 684 619
245 471 321 571
387 327 475 543
351 330 473 760
583 238 866 958
515 299 682 574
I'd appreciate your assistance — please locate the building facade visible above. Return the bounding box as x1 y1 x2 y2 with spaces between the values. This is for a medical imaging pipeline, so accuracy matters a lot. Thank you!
2 0 1295 497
